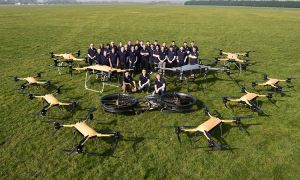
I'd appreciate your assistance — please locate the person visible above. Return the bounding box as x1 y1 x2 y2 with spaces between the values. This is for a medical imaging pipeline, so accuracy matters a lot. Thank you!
166 46 177 68
122 71 137 93
118 46 128 69
154 40 160 49
158 46 167 75
100 50 110 66
154 73 166 95
171 41 179 53
152 45 160 71
109 48 119 68
95 49 102 65
189 47 198 65
138 69 150 92
128 46 137 70
87 43 97 65
148 44 155 72
177 46 188 67
140 45 150 73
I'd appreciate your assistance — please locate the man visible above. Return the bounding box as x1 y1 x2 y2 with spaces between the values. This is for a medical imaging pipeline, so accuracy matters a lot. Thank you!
171 41 179 53
138 69 150 92
122 71 137 93
152 45 160 72
158 46 167 75
109 48 119 68
154 73 166 95
100 50 110 66
95 49 102 65
118 46 128 69
189 47 198 65
166 46 177 68
177 46 188 67
128 46 137 70
88 43 97 65
154 40 160 49
190 41 199 53
140 45 150 73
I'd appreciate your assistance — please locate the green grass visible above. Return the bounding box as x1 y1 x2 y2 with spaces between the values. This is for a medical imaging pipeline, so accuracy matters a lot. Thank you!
0 4 300 179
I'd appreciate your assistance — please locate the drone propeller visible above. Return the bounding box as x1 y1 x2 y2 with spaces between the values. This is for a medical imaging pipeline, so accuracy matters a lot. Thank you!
36 72 44 78
222 97 230 108
55 85 64 94
241 87 246 93
175 126 183 144
233 115 253 134
286 77 299 83
76 49 81 58
251 81 258 87
78 107 96 121
67 136 88 154
10 76 19 81
203 104 210 116
263 74 268 80
69 65 73 76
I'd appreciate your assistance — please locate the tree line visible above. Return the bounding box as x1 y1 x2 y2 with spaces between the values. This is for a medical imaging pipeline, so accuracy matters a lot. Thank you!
184 0 300 8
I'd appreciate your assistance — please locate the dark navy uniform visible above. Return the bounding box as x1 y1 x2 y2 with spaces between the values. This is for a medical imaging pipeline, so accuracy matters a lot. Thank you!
167 51 177 68
155 78 166 95
139 74 150 92
118 51 127 69
128 50 137 69
95 53 101 64
177 50 187 67
189 52 198 65
100 55 109 66
141 49 150 72
109 52 118 68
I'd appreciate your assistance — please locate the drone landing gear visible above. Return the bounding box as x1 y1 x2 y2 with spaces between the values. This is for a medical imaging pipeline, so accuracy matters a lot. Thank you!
84 71 119 93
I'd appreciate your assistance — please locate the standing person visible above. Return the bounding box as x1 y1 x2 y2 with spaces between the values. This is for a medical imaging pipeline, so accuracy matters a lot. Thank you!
128 46 137 71
152 45 160 72
109 41 117 51
99 43 105 55
95 49 102 65
134 44 142 73
118 46 127 69
122 71 137 93
162 42 168 54
154 40 160 49
148 44 155 72
118 41 123 52
127 40 132 50
190 41 199 52
154 73 166 95
166 46 177 68
138 69 150 92
171 41 179 53
188 47 198 65
87 43 97 65
158 46 167 75
140 45 150 73
177 46 188 67
109 48 119 68
101 50 110 66
183 42 190 65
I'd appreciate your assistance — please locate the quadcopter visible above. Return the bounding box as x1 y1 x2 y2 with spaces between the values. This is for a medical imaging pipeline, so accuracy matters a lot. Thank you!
47 108 120 154
50 50 87 75
222 88 274 113
158 64 230 91
215 49 253 73
11 72 51 93
28 87 78 116
100 92 196 113
72 65 130 93
163 107 253 150
252 74 295 93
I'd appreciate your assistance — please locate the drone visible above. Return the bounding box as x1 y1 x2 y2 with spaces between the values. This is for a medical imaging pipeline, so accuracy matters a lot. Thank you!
215 49 253 73
11 72 51 93
47 108 120 154
72 65 130 93
158 64 230 91
100 92 196 113
28 88 78 116
222 88 274 113
163 107 253 150
252 74 295 92
50 50 87 75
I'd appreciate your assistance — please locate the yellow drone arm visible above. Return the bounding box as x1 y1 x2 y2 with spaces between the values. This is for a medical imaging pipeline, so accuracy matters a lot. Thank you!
72 67 88 71
53 53 65 57
220 119 236 123
96 133 115 138
61 124 76 128
244 100 253 107
58 102 72 106
73 58 85 61
217 58 229 61
182 128 198 133
222 52 230 55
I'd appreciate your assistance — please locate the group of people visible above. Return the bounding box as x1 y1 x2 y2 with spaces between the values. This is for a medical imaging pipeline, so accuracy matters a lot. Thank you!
87 40 200 73
87 40 200 95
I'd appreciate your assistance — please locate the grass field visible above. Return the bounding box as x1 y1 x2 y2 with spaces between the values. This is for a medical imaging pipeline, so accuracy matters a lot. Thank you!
0 4 300 179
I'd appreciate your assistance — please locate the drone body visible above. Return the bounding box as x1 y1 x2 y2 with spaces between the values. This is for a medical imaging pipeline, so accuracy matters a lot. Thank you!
223 89 273 112
252 75 294 92
216 50 252 73
166 110 251 149
51 108 120 154
29 93 77 116
12 73 51 92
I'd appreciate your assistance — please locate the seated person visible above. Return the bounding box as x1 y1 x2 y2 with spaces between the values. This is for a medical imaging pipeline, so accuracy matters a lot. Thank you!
122 71 137 93
154 73 166 95
138 69 150 92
